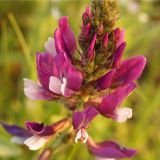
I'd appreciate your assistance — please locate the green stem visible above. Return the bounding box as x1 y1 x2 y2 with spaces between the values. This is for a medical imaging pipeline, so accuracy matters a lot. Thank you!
8 12 32 72
65 144 80 160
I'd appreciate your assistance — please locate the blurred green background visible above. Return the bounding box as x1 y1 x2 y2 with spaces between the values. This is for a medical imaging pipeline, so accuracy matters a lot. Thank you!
0 0 160 160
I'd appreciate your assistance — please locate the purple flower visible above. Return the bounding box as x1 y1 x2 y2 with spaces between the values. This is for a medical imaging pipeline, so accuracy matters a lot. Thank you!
24 16 82 100
72 107 99 143
98 83 136 122
72 107 136 159
96 55 146 91
0 119 69 150
54 16 77 57
24 51 82 100
87 137 136 159
111 56 146 88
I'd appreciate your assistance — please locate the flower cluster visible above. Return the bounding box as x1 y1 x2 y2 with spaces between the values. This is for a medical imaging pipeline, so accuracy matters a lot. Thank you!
1 1 146 159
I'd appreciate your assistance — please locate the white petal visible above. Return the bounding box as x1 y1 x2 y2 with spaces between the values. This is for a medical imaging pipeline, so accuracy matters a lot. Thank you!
44 37 57 57
75 129 82 143
11 136 26 144
23 78 50 100
75 129 88 144
116 107 132 123
81 129 88 143
24 135 49 150
24 78 41 88
49 76 62 94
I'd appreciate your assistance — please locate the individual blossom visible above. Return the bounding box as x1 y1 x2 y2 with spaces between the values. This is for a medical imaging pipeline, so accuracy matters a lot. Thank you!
72 107 136 159
111 56 146 88
96 54 146 91
24 17 83 101
98 83 136 123
72 106 99 143
0 119 70 150
87 137 136 159
54 16 77 58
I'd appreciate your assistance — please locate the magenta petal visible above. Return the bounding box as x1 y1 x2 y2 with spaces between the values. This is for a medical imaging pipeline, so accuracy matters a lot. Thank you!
65 65 83 91
96 70 115 90
59 16 77 55
88 33 97 60
36 52 56 90
25 121 54 136
54 53 69 77
0 122 31 138
117 29 125 48
98 83 136 119
54 28 67 55
87 138 136 159
72 107 99 130
112 42 126 67
112 56 146 87
114 28 125 48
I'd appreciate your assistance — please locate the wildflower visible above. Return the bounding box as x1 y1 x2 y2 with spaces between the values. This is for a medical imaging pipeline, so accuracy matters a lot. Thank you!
72 107 98 143
2 0 147 159
87 137 136 159
0 119 69 150
24 50 82 100
98 83 136 122
72 106 136 159
54 16 77 57
96 56 146 90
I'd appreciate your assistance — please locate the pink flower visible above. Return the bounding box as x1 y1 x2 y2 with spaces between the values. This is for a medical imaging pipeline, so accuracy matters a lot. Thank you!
0 119 69 150
87 137 136 159
24 17 83 100
98 83 136 122
24 53 82 100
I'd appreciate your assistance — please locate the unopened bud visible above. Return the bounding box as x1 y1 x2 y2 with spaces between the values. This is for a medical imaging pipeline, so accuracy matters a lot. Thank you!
103 33 108 47
98 22 104 35
52 118 70 133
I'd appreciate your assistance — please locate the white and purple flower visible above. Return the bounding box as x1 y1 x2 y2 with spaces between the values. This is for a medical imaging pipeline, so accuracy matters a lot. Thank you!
1 118 69 150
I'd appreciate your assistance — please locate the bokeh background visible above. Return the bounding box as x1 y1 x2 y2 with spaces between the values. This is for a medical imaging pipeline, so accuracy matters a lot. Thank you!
0 0 160 160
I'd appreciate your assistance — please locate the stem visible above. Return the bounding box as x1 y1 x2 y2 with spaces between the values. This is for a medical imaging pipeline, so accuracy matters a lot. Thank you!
65 144 80 160
8 12 32 71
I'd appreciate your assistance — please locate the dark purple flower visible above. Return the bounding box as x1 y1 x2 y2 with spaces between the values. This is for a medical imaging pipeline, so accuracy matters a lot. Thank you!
98 83 136 122
72 107 99 143
1 119 69 150
111 56 146 88
87 137 136 159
